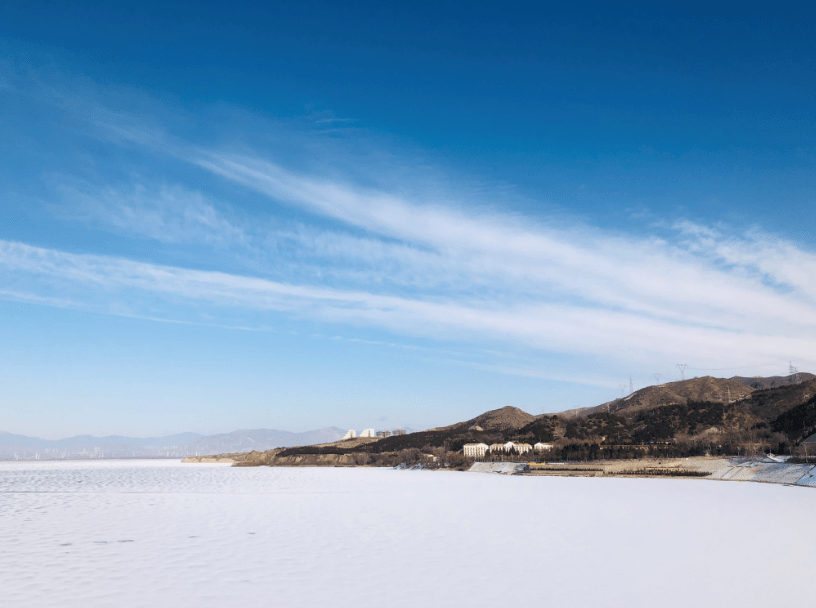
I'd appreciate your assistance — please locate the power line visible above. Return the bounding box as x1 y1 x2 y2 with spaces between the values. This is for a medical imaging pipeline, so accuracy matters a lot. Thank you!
687 363 780 371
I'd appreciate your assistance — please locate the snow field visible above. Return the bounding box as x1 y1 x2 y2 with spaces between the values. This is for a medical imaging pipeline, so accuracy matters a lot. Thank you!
1 460 814 608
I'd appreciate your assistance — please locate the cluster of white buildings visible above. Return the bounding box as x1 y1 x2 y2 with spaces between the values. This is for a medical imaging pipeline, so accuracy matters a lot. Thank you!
463 441 554 458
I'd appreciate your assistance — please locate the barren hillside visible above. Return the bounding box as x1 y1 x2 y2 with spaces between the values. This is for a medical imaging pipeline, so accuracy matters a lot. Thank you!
576 376 756 418
742 379 816 420
730 373 815 390
439 406 536 431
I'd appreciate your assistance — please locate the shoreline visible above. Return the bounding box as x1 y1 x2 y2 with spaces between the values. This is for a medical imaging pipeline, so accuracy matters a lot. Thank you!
181 453 816 489
471 456 816 488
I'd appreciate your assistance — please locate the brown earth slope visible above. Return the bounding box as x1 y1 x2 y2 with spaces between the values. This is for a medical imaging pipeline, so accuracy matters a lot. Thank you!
741 379 816 420
574 376 756 419
730 373 815 390
438 406 536 431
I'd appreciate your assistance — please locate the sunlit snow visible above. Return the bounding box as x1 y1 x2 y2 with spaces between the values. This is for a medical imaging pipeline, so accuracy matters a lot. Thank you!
1 460 813 607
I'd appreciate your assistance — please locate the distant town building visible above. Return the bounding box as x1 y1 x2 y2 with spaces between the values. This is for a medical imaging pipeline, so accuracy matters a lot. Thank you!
342 430 357 440
468 425 484 431
534 442 554 451
463 443 489 457
514 442 533 454
489 443 505 453
376 430 392 438
359 428 376 438
392 429 407 436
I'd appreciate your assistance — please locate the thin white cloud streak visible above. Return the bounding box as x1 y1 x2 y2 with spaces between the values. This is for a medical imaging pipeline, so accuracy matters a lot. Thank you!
1 240 814 372
8 96 816 378
99 122 816 337
419 356 617 390
189 151 816 335
54 182 247 247
692 227 816 304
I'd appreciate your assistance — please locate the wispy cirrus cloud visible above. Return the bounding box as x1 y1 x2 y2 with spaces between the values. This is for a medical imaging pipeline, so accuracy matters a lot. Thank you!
4 85 816 384
53 181 248 248
1 234 814 375
186 150 816 333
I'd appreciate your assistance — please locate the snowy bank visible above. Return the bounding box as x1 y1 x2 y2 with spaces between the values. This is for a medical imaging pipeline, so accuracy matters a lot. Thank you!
468 462 529 474
2 460 815 608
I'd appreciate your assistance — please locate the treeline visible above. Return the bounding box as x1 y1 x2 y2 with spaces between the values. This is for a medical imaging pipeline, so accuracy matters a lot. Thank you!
271 447 473 470
553 442 725 462
771 394 816 443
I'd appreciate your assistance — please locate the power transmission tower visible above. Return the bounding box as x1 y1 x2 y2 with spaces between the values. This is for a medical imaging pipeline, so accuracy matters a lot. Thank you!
653 373 662 385
789 361 799 384
619 384 626 399
677 363 687 381
629 376 633 395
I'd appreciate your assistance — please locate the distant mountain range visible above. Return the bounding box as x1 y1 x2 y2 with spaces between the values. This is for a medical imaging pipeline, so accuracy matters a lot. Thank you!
0 427 345 459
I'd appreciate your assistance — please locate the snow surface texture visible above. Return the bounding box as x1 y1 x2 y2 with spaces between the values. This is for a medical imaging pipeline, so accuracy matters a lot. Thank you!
1 460 814 608
700 458 816 486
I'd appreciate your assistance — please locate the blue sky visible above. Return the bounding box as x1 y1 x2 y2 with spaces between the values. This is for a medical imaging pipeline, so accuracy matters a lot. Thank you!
1 2 815 438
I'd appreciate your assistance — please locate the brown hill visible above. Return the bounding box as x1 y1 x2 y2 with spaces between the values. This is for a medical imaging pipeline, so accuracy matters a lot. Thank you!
730 373 815 390
576 376 756 419
438 405 536 431
740 378 816 420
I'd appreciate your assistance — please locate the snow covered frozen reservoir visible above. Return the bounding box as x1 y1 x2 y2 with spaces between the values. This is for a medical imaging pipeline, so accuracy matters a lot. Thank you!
1 459 814 608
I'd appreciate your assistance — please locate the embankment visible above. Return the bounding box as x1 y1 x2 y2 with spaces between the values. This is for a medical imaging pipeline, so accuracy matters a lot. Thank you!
226 450 366 467
478 456 816 487
695 457 816 486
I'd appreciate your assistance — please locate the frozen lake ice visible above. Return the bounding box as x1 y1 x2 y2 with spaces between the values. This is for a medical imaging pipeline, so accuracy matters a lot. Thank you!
1 459 813 607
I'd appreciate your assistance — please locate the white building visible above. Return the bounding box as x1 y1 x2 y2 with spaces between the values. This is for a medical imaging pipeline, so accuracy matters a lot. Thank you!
463 443 489 457
342 430 357 440
359 428 376 438
500 441 532 454
513 442 533 454
489 443 505 453
376 430 392 438
534 442 554 451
